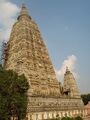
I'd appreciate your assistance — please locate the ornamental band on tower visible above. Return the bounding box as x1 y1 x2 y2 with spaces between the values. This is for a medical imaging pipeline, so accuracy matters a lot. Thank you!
4 4 85 120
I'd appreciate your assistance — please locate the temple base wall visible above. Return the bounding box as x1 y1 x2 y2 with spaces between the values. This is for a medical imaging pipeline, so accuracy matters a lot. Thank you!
26 110 86 120
25 96 85 120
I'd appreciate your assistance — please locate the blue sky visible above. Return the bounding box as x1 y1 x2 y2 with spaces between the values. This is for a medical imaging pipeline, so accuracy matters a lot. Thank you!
0 0 90 94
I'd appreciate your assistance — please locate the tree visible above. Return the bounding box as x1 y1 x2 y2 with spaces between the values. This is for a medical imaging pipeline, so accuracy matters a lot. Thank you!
0 94 10 120
0 65 29 120
81 94 90 105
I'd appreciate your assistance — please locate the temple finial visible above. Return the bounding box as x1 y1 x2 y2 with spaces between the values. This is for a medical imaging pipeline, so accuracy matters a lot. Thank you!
66 66 69 71
22 3 26 8
17 3 31 20
65 66 70 73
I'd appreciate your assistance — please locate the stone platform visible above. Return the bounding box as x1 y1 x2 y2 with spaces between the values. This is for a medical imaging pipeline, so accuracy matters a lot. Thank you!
26 96 84 120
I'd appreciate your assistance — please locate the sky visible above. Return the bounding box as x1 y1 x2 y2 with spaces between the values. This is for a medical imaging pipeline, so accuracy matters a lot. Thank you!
0 0 90 94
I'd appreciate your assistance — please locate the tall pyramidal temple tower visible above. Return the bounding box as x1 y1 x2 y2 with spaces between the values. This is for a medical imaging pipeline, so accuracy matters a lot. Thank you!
4 4 61 98
4 4 85 120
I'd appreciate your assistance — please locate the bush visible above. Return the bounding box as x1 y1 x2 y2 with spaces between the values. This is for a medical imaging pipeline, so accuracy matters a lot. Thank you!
61 117 73 120
75 116 83 120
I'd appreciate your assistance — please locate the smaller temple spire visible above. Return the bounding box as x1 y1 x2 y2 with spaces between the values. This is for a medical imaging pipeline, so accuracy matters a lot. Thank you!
64 66 81 98
17 4 31 20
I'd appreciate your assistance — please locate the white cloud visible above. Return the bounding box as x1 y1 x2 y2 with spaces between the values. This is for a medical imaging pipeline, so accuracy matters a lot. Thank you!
0 0 20 41
55 55 78 83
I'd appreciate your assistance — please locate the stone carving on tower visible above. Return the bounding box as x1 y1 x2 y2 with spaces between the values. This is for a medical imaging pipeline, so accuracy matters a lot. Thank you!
3 4 84 119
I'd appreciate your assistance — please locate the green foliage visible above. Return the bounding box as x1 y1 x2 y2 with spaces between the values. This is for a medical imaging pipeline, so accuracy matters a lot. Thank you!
50 117 73 120
0 95 10 120
0 65 29 120
61 117 73 120
51 118 60 120
81 93 90 105
43 116 83 120
74 116 83 120
61 116 83 120
50 116 83 120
